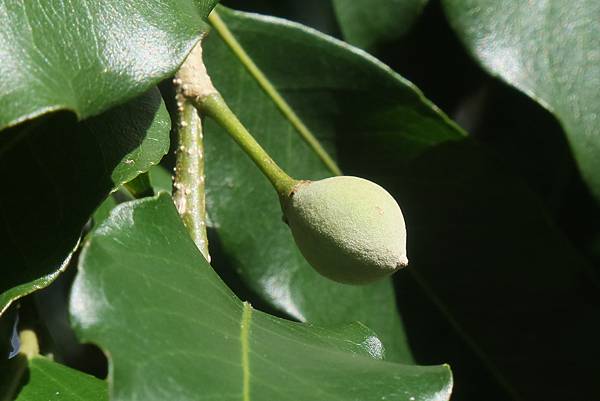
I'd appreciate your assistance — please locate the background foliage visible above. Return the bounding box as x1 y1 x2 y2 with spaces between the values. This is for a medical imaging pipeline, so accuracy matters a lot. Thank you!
1 0 598 400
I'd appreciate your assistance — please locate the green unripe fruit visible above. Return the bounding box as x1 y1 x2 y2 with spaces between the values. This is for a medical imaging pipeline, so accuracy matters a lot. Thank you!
281 176 408 284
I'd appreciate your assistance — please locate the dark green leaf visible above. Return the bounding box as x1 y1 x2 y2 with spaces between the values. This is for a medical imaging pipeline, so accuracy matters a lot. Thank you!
0 89 169 316
203 6 464 363
1 355 107 401
332 0 428 50
149 164 174 195
340 109 600 399
203 7 600 398
441 0 600 201
93 196 119 227
69 194 453 401
18 357 107 401
0 0 217 130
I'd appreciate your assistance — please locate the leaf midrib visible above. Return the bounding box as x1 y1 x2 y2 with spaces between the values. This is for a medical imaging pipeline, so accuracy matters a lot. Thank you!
241 302 251 401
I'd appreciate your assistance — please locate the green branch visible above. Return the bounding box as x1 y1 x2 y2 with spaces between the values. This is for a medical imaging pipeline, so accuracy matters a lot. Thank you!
172 41 211 262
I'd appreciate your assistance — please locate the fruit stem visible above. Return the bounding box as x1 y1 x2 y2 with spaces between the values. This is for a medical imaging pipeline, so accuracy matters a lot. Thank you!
19 329 39 359
199 93 298 197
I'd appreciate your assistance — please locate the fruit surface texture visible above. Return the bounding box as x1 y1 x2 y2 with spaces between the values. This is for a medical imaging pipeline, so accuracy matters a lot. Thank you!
282 176 408 284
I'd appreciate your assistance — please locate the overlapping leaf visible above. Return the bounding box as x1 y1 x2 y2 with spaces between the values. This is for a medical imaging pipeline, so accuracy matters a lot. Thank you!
442 0 600 201
0 0 217 130
1 355 107 401
0 0 218 320
203 7 600 399
378 139 600 400
202 6 464 363
0 89 169 317
332 0 428 50
69 194 453 401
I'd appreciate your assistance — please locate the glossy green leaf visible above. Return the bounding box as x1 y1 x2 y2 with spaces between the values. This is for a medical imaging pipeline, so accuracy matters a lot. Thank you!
332 0 428 50
93 196 119 227
359 137 600 400
1 355 107 401
0 0 217 130
17 357 107 401
149 164 174 195
442 0 600 201
69 194 453 401
0 89 169 317
202 7 464 363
